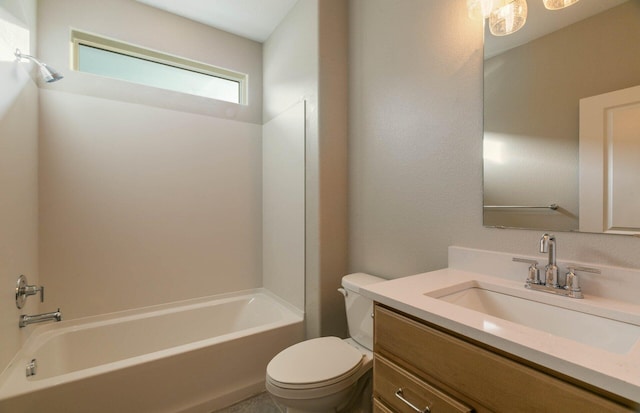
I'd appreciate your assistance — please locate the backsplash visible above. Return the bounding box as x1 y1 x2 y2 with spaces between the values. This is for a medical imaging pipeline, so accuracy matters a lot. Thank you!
449 246 640 305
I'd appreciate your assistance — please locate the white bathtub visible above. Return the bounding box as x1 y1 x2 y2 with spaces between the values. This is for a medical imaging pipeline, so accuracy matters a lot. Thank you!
0 289 303 413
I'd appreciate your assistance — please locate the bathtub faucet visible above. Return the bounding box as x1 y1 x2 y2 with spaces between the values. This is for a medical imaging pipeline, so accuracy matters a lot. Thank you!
19 308 62 328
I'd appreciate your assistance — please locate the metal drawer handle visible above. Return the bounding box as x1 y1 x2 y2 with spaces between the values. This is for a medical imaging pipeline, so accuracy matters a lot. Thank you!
395 388 431 413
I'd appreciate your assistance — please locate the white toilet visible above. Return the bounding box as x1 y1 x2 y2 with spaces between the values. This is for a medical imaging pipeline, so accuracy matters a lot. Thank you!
266 273 384 413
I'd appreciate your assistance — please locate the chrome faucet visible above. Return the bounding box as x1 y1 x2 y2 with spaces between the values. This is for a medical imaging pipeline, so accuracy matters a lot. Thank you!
19 308 62 328
512 233 601 299
539 233 559 288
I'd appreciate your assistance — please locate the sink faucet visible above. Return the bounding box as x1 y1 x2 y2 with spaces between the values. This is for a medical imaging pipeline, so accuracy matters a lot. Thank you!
513 234 602 299
539 233 559 288
19 308 62 328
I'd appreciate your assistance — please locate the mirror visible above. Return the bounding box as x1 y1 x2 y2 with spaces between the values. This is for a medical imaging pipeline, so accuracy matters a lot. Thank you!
483 0 640 233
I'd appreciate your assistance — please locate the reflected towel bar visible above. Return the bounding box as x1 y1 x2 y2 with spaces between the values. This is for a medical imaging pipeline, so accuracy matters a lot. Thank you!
484 204 559 210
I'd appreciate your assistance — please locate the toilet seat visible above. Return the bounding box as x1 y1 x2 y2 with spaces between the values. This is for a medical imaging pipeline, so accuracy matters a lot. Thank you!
266 336 372 401
267 337 364 390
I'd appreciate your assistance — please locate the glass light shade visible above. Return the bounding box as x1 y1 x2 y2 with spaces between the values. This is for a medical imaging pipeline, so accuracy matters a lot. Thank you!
467 0 495 20
543 0 580 10
489 0 528 36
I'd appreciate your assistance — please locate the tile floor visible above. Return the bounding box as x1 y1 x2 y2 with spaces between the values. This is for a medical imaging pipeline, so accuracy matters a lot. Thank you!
213 392 283 413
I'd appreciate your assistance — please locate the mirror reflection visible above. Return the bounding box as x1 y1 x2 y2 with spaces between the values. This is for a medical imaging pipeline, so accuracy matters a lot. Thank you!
483 0 640 234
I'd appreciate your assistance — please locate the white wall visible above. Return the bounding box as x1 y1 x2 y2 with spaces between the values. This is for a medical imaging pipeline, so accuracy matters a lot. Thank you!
37 0 264 319
264 0 321 337
38 90 263 319
349 0 640 281
264 0 349 338
0 0 38 372
263 101 305 311
263 0 318 124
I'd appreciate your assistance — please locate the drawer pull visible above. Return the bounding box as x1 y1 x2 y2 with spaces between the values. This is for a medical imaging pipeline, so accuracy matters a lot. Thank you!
395 388 431 413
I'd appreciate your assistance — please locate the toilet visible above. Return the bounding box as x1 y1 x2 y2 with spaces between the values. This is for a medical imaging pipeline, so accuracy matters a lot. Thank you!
266 273 384 413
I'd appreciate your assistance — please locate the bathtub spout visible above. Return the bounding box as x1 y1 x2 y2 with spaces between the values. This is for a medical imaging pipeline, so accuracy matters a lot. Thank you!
19 308 62 328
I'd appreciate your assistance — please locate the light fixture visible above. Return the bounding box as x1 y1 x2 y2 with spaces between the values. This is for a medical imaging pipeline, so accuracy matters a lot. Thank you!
543 0 580 10
489 0 528 36
467 0 496 20
469 0 583 37
14 49 64 83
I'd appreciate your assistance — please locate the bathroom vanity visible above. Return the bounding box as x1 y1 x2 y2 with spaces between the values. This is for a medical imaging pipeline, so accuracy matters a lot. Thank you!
362 247 640 412
373 304 633 412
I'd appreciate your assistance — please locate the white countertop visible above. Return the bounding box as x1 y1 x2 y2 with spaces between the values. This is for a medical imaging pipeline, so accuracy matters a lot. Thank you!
361 266 640 403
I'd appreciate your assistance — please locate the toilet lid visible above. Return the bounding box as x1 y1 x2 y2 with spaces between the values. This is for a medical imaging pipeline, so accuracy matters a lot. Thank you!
267 337 364 387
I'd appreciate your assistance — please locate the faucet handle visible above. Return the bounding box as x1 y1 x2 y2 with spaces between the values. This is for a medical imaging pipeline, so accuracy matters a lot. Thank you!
23 284 44 302
513 257 541 285
15 275 44 309
564 266 600 299
567 265 601 275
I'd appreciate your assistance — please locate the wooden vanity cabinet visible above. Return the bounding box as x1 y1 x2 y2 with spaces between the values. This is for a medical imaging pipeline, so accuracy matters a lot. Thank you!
373 304 636 413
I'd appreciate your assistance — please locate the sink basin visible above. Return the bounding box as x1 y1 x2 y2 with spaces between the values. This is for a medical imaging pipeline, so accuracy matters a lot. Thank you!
426 282 640 354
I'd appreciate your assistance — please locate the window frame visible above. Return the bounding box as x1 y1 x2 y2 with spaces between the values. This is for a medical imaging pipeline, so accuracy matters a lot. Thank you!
70 29 248 105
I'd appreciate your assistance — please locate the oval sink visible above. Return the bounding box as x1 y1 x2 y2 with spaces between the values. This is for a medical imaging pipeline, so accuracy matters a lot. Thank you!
427 282 640 354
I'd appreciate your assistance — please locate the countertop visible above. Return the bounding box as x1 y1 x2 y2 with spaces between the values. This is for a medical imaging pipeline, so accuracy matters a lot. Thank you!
361 268 640 403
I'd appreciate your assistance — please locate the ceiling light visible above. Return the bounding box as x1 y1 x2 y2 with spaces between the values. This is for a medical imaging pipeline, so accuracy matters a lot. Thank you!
543 0 580 10
489 0 528 36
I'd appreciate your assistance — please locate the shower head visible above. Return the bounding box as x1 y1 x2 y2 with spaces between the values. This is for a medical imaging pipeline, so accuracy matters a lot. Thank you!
14 49 64 83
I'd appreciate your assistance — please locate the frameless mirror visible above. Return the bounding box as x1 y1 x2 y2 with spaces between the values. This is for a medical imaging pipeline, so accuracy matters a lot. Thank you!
483 0 640 234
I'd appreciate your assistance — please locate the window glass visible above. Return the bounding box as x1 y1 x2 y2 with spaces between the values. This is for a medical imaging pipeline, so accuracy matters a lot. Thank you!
72 31 247 105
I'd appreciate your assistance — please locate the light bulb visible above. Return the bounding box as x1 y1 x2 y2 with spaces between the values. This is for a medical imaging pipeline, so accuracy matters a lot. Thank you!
489 0 528 36
467 0 495 20
543 0 580 10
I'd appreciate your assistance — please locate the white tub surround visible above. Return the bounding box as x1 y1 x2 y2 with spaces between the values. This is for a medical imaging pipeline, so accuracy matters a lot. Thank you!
0 290 303 413
360 246 640 404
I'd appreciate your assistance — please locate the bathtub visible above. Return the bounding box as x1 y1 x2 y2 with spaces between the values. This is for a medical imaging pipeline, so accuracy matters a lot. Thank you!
0 289 303 413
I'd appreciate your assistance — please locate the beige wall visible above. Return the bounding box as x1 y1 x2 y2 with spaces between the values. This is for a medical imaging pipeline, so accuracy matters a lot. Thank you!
316 0 349 338
348 0 640 281
36 0 265 319
0 0 38 372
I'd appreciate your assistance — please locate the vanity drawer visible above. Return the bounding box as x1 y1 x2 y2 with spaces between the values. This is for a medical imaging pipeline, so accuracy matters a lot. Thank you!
374 305 634 412
374 355 473 413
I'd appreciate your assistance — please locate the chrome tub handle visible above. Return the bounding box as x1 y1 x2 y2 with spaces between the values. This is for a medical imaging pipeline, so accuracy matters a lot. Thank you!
395 388 431 413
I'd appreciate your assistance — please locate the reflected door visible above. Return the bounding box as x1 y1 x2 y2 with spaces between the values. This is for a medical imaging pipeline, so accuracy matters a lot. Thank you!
579 85 640 234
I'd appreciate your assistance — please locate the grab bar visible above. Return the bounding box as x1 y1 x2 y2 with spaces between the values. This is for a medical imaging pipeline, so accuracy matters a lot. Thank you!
484 204 559 210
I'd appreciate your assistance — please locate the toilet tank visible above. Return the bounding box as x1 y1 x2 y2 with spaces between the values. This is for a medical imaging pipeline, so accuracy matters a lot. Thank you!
340 273 385 351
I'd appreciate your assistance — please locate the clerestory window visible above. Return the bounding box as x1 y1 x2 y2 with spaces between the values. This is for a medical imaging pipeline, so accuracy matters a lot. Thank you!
71 30 247 105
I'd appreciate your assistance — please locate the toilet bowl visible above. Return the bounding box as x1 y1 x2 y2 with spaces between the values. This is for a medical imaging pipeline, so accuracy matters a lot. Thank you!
265 273 384 413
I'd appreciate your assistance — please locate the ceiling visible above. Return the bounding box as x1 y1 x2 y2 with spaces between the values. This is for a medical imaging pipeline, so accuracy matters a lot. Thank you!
136 0 299 43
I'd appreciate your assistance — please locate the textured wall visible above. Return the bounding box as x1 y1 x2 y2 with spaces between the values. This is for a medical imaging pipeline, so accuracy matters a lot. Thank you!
349 0 640 281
